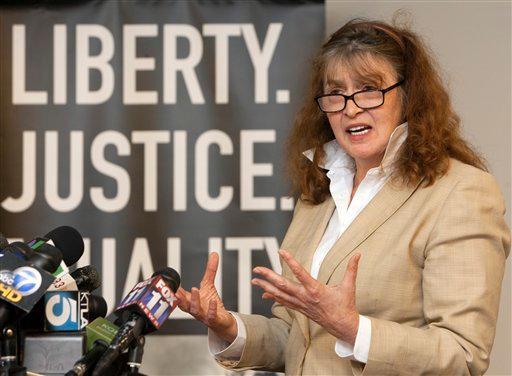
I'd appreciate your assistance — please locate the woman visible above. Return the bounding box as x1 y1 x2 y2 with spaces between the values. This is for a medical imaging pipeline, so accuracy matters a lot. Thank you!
176 19 510 375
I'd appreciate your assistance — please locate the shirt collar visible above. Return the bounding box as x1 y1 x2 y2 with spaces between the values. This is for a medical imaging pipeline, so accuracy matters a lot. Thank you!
302 122 408 173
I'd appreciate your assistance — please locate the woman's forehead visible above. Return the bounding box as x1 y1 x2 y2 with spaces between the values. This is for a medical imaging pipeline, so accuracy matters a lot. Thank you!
323 53 396 87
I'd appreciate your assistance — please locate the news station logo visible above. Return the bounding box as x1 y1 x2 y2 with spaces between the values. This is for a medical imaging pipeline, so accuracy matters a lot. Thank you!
0 252 55 312
44 291 90 331
118 275 178 329
0 266 42 303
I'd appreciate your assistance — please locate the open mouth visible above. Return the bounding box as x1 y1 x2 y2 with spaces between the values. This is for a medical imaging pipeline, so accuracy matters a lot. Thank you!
346 125 372 135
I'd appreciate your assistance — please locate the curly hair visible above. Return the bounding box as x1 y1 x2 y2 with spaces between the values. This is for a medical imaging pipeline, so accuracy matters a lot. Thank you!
286 18 487 205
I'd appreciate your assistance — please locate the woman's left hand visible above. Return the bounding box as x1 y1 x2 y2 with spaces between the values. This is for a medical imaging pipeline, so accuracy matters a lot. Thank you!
252 249 361 345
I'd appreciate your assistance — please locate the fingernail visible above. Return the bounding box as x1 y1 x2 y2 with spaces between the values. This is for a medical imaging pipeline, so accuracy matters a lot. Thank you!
253 267 261 273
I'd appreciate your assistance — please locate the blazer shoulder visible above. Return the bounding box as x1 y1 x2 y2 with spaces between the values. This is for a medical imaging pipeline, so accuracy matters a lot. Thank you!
437 159 507 216
442 158 500 190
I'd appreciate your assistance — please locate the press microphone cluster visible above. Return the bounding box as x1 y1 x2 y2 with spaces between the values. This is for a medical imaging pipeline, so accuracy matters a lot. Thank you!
0 226 181 376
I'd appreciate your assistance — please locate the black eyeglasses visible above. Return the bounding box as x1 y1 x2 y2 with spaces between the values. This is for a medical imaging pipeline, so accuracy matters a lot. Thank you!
315 80 404 113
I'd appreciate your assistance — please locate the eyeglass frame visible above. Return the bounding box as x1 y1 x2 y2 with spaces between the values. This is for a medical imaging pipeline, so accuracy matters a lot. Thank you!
314 80 405 113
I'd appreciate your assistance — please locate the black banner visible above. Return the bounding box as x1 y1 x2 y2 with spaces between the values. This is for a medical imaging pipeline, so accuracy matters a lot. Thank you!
0 0 325 335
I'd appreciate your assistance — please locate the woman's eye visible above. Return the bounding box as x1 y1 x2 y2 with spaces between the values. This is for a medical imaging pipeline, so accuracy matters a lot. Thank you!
362 85 377 91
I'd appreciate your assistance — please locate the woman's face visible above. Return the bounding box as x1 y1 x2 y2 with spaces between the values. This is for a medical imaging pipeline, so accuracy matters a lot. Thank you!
323 58 403 171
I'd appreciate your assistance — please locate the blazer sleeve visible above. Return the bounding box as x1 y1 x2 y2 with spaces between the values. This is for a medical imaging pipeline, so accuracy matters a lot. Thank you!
214 303 292 372
353 170 510 376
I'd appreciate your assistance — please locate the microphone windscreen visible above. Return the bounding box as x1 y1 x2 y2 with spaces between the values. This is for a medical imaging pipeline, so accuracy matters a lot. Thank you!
88 295 108 321
152 267 181 292
45 226 84 266
70 265 101 292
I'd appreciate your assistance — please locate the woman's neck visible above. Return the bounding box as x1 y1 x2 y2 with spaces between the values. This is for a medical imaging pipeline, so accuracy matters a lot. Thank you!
354 152 385 185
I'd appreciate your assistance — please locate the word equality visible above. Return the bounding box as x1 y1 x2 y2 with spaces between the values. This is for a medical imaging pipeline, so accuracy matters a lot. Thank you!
12 23 283 105
6 236 283 316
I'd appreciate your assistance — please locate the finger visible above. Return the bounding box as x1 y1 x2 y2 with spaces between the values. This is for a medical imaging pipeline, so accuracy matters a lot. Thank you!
262 292 274 300
253 266 302 296
176 287 191 312
342 253 361 290
206 299 217 325
189 287 203 318
252 277 304 309
260 290 302 312
279 249 317 290
176 287 191 300
271 294 302 312
201 252 219 286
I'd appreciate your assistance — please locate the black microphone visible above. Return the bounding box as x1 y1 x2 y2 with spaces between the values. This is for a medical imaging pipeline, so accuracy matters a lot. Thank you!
65 339 108 376
0 237 62 375
7 241 63 274
0 240 62 331
64 317 120 376
0 241 61 368
70 265 101 292
44 226 84 267
91 267 180 376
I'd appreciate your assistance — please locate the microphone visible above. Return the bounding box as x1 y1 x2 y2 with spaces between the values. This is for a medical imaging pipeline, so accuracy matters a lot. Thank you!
44 292 107 331
65 340 108 376
0 241 62 374
44 226 84 267
70 265 100 292
0 240 61 330
65 317 120 376
91 268 180 375
28 226 85 291
0 252 56 329
48 265 100 292
7 241 63 274
86 317 119 350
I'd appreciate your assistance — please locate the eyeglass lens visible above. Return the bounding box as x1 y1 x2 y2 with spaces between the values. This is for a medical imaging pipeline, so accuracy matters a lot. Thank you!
318 91 384 112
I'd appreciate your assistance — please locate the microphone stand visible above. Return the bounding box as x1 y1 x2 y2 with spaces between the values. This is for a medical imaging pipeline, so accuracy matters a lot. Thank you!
120 336 146 376
0 323 26 376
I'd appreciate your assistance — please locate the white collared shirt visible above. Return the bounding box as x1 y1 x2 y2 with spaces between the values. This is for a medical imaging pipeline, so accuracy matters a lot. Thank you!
209 122 409 363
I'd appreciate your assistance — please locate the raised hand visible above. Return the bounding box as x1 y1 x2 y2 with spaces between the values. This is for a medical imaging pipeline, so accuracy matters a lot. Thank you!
176 252 238 343
252 250 361 345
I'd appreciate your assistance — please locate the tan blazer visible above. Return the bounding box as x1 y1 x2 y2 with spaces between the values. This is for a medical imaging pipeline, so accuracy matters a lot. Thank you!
217 159 510 375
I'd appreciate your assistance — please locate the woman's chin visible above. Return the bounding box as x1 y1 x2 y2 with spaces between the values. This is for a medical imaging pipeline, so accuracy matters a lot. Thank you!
348 149 384 168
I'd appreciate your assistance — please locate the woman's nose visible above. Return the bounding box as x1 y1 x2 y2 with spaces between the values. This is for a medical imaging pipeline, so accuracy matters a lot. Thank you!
344 98 363 118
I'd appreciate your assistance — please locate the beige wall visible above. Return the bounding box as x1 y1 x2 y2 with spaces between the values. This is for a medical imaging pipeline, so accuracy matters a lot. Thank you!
326 1 511 375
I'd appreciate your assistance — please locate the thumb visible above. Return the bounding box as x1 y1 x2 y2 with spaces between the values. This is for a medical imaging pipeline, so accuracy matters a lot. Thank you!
176 287 191 312
341 253 361 292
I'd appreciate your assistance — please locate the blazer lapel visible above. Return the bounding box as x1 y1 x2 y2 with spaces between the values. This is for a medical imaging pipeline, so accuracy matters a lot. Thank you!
317 178 424 285
291 196 335 342
294 197 336 270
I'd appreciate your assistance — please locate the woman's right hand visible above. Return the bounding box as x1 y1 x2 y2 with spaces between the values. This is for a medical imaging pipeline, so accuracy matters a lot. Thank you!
175 252 238 343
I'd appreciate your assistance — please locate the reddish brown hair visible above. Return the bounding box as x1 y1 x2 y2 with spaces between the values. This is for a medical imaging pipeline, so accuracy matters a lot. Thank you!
286 19 486 204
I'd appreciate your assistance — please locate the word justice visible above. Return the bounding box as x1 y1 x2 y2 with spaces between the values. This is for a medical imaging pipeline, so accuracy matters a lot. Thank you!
1 130 294 213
